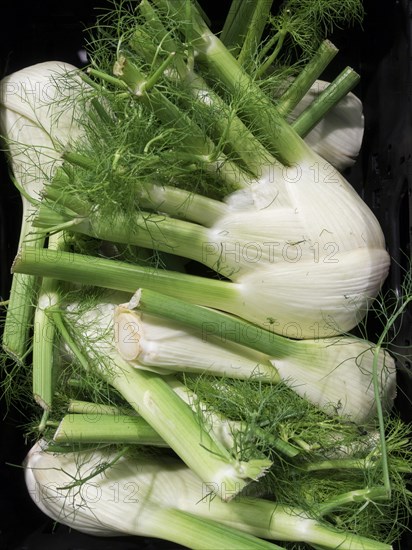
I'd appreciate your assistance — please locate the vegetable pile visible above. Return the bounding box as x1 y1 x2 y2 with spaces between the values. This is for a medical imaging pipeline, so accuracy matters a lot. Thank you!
1 1 411 549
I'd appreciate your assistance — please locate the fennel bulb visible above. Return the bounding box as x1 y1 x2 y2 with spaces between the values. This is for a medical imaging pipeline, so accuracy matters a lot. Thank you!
116 288 397 424
24 441 392 550
0 61 83 194
4 51 386 339
114 305 279 381
130 0 391 337
0 61 84 233
0 61 83 362
32 19 388 338
25 440 280 549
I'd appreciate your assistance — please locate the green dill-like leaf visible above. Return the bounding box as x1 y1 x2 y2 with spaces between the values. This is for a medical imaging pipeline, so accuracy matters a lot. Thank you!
260 0 364 68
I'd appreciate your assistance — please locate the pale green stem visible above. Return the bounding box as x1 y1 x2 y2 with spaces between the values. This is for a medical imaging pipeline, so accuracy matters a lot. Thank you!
32 288 55 410
12 248 236 310
51 310 90 372
137 51 177 95
256 29 287 77
67 399 135 416
188 496 392 550
53 413 168 446
291 67 360 137
153 0 310 166
112 52 250 190
372 344 391 498
237 0 274 68
141 507 284 550
371 290 412 498
86 68 129 90
253 426 300 458
136 182 228 226
2 272 37 364
38 409 50 433
317 486 389 517
135 0 176 50
220 0 265 55
55 310 272 500
34 205 214 267
32 232 66 411
258 28 282 60
130 12 276 177
275 40 338 116
2 220 44 364
135 288 302 358
304 457 375 472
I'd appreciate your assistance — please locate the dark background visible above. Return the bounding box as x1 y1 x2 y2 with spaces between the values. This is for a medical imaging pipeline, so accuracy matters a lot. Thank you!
1 1 411 549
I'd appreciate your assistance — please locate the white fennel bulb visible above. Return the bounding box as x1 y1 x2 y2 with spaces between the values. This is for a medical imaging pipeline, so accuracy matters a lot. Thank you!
114 306 278 381
24 441 392 550
116 290 397 424
186 23 391 337
0 61 86 363
4 58 390 339
0 61 83 204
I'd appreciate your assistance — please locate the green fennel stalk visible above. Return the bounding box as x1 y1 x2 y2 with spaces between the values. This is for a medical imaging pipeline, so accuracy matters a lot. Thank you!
52 302 272 500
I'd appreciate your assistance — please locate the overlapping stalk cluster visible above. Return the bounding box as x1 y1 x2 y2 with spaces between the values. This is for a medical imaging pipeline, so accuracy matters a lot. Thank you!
1 1 411 549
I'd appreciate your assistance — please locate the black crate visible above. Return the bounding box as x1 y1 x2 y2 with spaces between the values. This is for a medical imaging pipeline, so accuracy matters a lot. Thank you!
1 1 411 549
